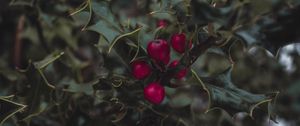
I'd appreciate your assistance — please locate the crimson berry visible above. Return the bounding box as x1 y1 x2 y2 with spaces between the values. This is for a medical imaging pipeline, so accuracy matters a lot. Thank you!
144 82 165 104
147 39 170 65
157 20 168 28
169 60 188 79
171 33 190 54
131 60 152 80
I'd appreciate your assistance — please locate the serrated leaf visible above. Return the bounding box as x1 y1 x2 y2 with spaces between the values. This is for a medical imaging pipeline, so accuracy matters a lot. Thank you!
0 97 26 125
61 78 97 95
69 0 89 16
88 20 122 43
234 3 300 55
190 0 235 25
62 49 90 69
72 11 91 26
91 1 121 30
69 0 92 30
108 27 141 53
33 51 64 69
18 65 53 123
32 52 64 89
192 66 275 117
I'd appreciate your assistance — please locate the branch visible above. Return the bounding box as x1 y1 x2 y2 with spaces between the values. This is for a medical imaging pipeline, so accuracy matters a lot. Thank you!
13 15 26 69
161 36 217 86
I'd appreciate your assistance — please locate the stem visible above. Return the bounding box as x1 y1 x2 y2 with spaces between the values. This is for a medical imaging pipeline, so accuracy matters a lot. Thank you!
161 36 216 85
13 15 26 69
185 36 216 66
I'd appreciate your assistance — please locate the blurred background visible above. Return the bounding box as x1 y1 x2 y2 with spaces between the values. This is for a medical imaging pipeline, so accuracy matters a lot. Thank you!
1 0 300 126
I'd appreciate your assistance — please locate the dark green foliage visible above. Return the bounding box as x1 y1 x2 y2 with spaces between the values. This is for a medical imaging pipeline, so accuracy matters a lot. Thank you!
1 0 300 126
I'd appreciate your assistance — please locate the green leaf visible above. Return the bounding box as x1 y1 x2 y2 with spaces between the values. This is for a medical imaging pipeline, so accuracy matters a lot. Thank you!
87 20 122 43
33 51 64 69
234 1 300 54
108 27 142 53
61 78 97 95
41 19 78 49
0 97 26 125
169 91 193 108
192 67 274 117
62 49 90 69
191 51 232 76
91 1 121 30
190 0 235 25
69 0 89 16
17 65 53 123
69 0 92 30
33 51 64 89
71 11 91 27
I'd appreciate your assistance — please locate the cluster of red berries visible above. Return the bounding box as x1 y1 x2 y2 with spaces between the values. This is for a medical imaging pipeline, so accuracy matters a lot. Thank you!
131 20 191 104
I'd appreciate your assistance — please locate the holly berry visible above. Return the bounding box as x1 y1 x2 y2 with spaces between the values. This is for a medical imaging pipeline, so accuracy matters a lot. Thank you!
171 33 190 54
131 60 152 80
169 60 188 79
144 82 165 104
147 39 170 65
157 20 168 28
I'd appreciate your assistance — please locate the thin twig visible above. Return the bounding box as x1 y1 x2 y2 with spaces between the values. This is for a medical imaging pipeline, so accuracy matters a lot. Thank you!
13 15 26 69
160 36 216 85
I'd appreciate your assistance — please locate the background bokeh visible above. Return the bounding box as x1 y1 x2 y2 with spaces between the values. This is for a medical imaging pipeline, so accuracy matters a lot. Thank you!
1 0 300 126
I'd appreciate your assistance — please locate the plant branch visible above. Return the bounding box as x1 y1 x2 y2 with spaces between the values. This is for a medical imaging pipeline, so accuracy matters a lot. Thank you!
160 35 217 86
13 15 26 69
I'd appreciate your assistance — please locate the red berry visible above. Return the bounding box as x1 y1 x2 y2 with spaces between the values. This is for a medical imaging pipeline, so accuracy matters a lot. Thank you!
169 60 187 79
147 39 170 65
131 60 152 80
171 33 189 53
157 20 168 28
144 82 165 104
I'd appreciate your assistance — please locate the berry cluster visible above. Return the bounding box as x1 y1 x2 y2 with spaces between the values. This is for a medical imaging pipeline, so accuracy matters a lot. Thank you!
131 20 191 104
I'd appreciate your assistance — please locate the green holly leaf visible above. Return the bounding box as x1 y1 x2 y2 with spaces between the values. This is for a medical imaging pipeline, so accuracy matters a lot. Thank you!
59 77 96 96
0 96 26 125
87 20 122 44
234 1 300 55
33 51 64 70
34 51 64 89
192 67 275 117
92 1 121 30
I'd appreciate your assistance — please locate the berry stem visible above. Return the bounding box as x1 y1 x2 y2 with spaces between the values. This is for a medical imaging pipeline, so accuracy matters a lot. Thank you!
160 36 216 86
13 15 25 69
